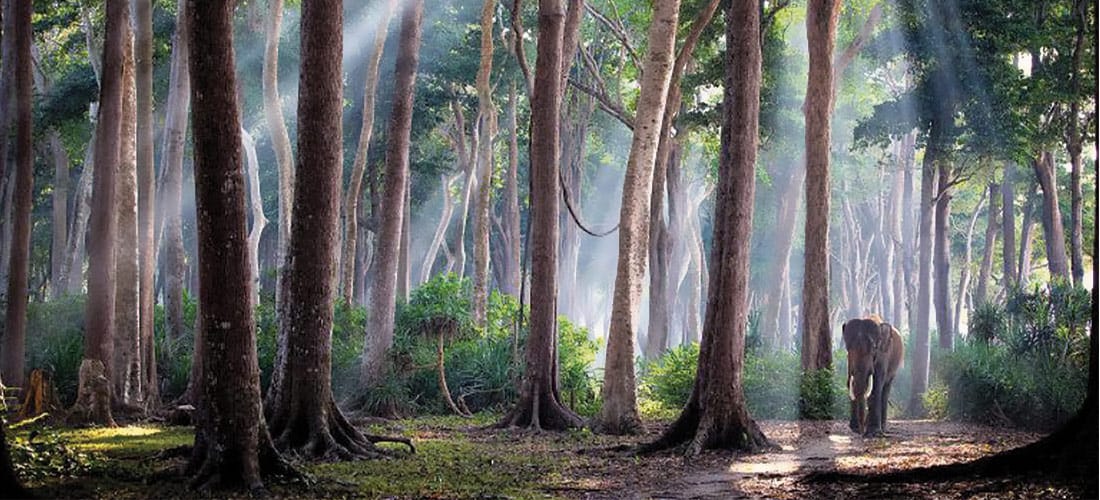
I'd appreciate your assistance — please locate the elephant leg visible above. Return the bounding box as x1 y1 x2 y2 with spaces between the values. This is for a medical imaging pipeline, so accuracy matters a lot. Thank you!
879 378 894 432
849 398 862 434
864 367 887 437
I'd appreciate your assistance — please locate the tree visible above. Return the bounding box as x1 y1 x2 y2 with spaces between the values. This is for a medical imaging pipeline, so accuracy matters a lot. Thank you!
594 0 680 436
0 0 31 387
933 160 953 349
70 0 129 427
185 0 293 490
265 0 410 460
472 0 495 325
361 0 425 391
496 0 582 431
264 0 295 311
134 0 158 406
800 0 841 402
114 20 141 408
640 0 771 455
158 0 190 344
1031 151 1070 280
341 0 395 305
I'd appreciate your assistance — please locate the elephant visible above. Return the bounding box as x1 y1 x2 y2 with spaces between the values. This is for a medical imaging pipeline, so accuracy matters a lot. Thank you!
842 317 904 437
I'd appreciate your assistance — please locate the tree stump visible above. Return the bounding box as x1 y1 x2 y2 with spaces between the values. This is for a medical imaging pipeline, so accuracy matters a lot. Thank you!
67 359 116 426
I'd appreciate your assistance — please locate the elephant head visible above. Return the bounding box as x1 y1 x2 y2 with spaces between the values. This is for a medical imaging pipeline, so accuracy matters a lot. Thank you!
843 318 903 436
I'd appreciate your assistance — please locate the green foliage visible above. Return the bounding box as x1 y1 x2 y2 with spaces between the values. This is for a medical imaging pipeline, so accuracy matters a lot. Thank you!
968 301 1006 345
152 290 199 400
24 296 86 405
639 343 698 410
557 317 601 416
799 367 843 420
940 283 1091 431
744 350 803 420
922 382 950 421
6 425 105 482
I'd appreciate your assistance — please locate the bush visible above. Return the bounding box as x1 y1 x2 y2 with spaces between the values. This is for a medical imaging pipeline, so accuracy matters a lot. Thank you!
5 424 104 481
25 296 86 405
639 343 698 410
744 350 802 419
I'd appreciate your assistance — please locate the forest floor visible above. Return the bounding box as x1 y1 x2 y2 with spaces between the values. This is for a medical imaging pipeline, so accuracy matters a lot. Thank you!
12 412 1095 499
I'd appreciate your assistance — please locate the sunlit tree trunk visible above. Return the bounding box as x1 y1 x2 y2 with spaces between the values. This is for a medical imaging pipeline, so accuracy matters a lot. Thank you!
496 0 582 431
135 0 157 406
0 0 31 387
800 0 840 385
1031 151 1070 281
1018 186 1037 286
264 0 295 311
242 128 266 302
72 0 129 427
63 142 94 295
1066 0 1086 286
641 0 769 454
420 173 457 283
908 139 934 416
341 0 394 304
362 0 424 391
1001 162 1017 288
186 0 292 488
933 161 953 350
974 182 999 306
158 0 190 343
954 193 985 337
595 0 679 435
761 166 803 347
472 0 496 325
114 26 142 407
899 133 916 332
500 81 522 298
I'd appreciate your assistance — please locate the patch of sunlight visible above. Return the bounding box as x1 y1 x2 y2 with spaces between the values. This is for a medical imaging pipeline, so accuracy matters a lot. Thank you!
828 434 851 444
728 455 802 475
58 425 193 456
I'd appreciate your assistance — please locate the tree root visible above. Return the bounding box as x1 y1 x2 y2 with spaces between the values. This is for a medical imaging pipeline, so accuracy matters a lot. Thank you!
639 404 775 457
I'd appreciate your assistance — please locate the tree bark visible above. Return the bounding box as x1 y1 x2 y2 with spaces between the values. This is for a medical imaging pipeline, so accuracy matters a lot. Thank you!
341 0 395 304
595 0 679 436
496 0 582 431
264 0 295 314
954 193 985 337
908 139 934 416
1017 185 1037 286
974 182 999 306
641 0 770 455
1 0 31 387
48 130 69 299
899 134 916 333
186 0 293 490
362 0 424 391
135 0 157 407
419 173 457 283
159 0 190 343
473 0 496 325
800 0 840 379
1001 162 1017 288
63 141 95 295
1031 151 1070 281
114 25 142 408
242 128 266 302
71 0 129 426
500 81 522 298
1065 0 1086 286
933 161 953 350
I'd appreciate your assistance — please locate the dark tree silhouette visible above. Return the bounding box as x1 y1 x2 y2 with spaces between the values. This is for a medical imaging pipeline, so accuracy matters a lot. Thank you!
639 0 772 455
185 0 294 491
0 392 29 498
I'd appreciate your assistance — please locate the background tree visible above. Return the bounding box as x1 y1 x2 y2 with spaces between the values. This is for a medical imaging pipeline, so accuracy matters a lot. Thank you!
134 0 157 407
185 0 293 490
113 20 140 408
264 0 295 313
640 0 771 455
158 0 190 344
362 0 425 392
595 0 679 436
472 0 495 325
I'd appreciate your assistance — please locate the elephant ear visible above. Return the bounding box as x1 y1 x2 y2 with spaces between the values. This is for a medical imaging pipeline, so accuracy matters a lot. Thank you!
874 322 895 352
842 320 858 350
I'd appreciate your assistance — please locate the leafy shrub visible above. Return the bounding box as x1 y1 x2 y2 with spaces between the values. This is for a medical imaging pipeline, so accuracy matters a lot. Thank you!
639 343 698 409
5 424 104 481
556 316 601 416
968 301 1005 345
25 295 86 405
152 289 199 400
799 367 841 420
744 349 802 419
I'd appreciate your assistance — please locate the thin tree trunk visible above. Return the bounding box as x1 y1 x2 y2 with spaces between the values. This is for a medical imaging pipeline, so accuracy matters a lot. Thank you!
473 0 496 325
419 173 457 284
496 0 582 431
908 139 935 416
242 128 267 302
762 167 803 347
63 141 95 295
954 193 985 337
48 131 69 299
114 26 142 408
800 0 840 379
501 81 522 298
186 0 293 488
72 0 128 427
641 0 770 455
362 0 424 391
341 0 395 304
974 182 999 306
0 0 31 387
933 161 953 350
135 0 157 407
1031 151 1070 281
1017 189 1037 286
264 0 295 313
595 0 679 435
158 0 190 343
1001 162 1017 288
1066 0 1086 286
900 134 916 333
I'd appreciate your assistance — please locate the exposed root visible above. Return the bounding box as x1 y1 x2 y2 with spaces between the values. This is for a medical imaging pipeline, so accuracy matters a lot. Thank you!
639 404 775 457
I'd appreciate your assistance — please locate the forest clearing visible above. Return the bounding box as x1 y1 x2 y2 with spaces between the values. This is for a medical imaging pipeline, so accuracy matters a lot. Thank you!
0 0 1095 497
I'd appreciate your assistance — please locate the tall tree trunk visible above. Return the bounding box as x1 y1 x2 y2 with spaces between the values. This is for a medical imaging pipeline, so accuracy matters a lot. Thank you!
341 0 395 304
595 0 679 436
264 0 295 314
419 173 457 284
242 128 267 302
500 81 522 297
1031 151 1070 281
1 0 31 387
641 0 769 455
362 0 424 390
265 0 408 459
1001 162 1017 288
761 168 804 347
159 0 190 343
1066 0 1086 286
135 0 157 407
114 27 142 407
908 140 935 416
496 0 582 431
472 0 496 325
185 0 293 489
933 161 953 350
63 141 95 295
974 182 999 306
800 0 840 381
48 131 69 298
397 178 411 301
1018 186 1037 286
900 133 916 332
954 193 985 337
